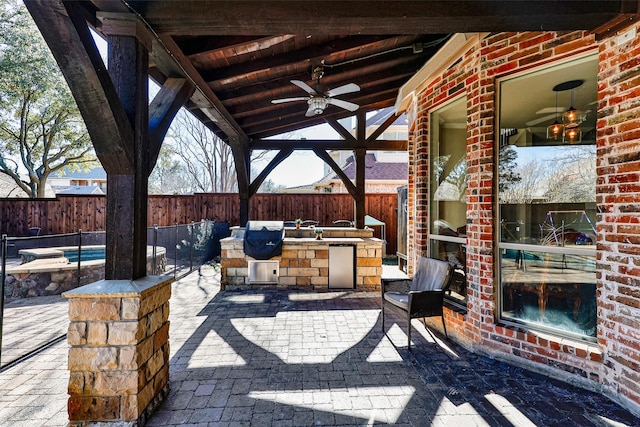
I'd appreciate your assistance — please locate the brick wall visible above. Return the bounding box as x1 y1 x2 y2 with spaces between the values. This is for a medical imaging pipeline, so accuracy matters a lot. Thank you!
596 22 640 408
406 28 640 410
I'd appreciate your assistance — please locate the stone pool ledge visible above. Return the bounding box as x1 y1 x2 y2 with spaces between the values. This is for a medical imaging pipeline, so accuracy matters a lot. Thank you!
63 276 173 426
4 246 167 298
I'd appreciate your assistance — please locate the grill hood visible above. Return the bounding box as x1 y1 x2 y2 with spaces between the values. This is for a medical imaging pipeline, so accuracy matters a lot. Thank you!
243 221 285 260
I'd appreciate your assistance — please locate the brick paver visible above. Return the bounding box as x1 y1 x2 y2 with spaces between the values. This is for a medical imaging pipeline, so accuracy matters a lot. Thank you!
0 264 638 426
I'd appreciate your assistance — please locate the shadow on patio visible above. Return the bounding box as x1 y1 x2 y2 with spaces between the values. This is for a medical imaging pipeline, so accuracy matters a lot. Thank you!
147 267 637 426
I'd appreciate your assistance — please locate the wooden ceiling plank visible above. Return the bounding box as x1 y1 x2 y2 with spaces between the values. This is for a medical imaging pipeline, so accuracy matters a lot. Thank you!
177 35 270 56
200 35 408 83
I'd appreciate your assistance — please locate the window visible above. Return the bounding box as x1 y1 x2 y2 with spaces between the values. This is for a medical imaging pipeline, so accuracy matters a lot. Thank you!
429 97 467 308
497 55 597 340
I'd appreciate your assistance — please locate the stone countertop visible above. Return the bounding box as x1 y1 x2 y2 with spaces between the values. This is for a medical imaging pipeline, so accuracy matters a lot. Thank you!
283 237 365 243
221 236 383 245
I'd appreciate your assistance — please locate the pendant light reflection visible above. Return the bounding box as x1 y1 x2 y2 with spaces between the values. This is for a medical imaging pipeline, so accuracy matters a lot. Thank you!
546 90 563 140
548 80 585 143
563 126 582 143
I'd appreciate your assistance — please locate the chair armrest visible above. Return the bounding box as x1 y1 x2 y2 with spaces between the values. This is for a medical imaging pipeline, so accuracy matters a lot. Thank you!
382 279 411 294
407 289 446 316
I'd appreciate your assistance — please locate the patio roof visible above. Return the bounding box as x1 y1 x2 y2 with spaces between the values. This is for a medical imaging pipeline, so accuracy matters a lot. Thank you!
22 0 637 279
31 1 633 145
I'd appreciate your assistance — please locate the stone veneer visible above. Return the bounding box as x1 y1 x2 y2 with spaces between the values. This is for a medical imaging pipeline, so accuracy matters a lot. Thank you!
63 276 172 426
221 227 383 290
5 246 166 299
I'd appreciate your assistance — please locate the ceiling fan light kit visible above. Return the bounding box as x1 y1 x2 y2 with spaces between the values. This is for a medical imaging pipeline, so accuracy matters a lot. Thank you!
307 97 329 116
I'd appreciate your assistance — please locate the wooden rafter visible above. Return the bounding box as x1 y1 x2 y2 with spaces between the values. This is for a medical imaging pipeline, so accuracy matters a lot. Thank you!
312 149 357 198
25 0 135 174
148 78 195 169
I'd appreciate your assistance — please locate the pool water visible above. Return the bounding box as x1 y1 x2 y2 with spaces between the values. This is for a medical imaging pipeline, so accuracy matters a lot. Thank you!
63 248 106 263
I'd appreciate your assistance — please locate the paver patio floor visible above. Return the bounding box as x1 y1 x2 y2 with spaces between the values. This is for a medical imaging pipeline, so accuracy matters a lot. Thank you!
0 265 638 426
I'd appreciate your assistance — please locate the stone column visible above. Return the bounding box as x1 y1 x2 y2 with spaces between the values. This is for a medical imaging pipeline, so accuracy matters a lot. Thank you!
63 276 172 426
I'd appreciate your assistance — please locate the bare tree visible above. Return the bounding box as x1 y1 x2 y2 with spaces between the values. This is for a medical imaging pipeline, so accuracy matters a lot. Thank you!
544 145 596 203
160 111 237 193
500 159 551 204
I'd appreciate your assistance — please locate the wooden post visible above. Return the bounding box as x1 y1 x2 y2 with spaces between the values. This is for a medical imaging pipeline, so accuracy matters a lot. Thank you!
354 111 367 229
102 15 152 280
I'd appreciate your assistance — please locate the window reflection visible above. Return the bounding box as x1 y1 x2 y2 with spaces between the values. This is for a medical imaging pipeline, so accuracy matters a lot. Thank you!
500 248 596 338
497 55 597 340
429 97 467 308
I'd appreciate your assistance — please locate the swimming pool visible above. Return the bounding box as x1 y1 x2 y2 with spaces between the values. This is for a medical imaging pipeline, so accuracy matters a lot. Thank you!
63 248 106 263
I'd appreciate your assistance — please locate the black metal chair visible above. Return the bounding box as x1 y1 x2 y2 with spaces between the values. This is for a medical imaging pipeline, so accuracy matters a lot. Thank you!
381 256 454 349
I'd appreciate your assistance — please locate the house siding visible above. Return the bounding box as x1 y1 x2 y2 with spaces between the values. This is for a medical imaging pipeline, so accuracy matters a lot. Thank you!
406 27 640 414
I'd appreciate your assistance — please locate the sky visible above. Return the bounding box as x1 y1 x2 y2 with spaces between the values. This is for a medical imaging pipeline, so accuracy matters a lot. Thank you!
258 124 342 187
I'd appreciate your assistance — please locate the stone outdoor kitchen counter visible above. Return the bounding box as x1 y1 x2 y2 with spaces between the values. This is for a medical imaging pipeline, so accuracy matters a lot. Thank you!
220 226 384 290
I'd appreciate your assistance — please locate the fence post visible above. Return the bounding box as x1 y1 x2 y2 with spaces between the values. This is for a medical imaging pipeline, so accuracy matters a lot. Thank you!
0 234 7 365
77 230 82 289
174 223 178 279
152 224 158 275
189 222 194 273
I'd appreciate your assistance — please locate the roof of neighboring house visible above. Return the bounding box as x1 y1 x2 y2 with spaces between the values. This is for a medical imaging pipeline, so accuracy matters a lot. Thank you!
52 185 105 195
0 174 26 198
55 166 106 180
366 107 408 128
334 153 408 181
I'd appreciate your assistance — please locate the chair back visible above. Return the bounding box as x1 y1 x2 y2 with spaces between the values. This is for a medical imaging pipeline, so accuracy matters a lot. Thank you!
410 257 452 291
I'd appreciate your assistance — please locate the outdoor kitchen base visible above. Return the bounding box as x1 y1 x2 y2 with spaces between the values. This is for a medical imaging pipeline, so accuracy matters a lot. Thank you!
221 227 383 290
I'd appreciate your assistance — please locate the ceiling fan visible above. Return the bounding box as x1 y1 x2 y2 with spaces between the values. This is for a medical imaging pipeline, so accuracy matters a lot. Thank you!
271 66 360 117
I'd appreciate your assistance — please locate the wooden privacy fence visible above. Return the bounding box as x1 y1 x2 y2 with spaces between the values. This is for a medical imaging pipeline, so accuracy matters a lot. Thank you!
0 193 399 255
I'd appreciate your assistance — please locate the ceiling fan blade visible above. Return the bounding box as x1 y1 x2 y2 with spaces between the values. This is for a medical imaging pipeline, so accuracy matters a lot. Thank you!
326 83 360 97
327 98 359 112
291 80 317 95
271 97 309 104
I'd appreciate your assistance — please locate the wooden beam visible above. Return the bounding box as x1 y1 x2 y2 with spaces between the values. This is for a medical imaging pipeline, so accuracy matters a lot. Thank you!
324 117 356 142
313 149 357 198
157 34 248 143
251 139 407 151
249 148 294 196
148 78 195 170
366 110 401 142
24 0 135 174
124 1 626 34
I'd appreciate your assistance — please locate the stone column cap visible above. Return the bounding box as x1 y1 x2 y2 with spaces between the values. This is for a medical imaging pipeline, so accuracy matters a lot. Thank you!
63 276 173 299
